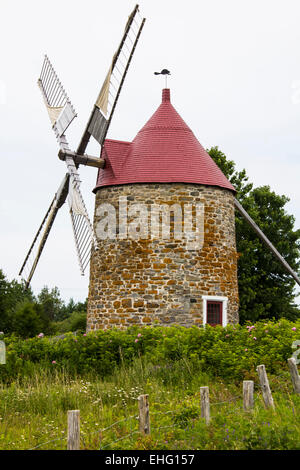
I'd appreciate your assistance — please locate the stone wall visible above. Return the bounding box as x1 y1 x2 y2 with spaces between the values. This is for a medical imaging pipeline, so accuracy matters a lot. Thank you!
87 183 239 331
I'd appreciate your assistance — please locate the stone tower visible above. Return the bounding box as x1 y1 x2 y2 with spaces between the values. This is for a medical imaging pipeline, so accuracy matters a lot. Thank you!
87 89 239 331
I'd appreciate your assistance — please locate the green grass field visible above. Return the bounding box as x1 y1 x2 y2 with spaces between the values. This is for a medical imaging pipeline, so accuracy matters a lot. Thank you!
0 356 299 450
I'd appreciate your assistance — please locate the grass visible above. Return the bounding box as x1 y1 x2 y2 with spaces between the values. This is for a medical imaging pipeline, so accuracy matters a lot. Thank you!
0 357 299 450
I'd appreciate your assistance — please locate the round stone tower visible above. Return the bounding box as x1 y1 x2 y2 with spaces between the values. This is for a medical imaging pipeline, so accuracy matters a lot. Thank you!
87 89 239 331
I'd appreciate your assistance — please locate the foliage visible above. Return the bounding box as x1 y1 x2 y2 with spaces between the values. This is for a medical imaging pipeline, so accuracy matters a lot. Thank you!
37 287 64 322
208 146 253 200
0 270 34 334
0 269 87 337
0 348 299 450
53 312 87 334
12 301 51 338
235 186 300 323
208 146 300 323
0 320 299 384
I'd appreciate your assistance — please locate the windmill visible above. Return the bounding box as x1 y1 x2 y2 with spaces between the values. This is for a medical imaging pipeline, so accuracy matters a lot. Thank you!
19 4 146 289
19 4 300 330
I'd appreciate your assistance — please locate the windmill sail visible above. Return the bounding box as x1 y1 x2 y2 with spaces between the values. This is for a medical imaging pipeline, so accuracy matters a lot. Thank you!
77 4 146 155
67 181 97 275
19 175 70 288
20 5 146 288
38 55 77 138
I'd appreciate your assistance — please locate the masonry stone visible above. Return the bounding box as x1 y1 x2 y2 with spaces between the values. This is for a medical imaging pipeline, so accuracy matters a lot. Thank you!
87 182 239 330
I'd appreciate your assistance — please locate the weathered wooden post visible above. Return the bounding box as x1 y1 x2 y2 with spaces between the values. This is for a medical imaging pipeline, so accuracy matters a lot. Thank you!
257 365 275 409
67 410 80 450
138 394 150 435
243 380 254 411
287 358 300 394
200 386 210 423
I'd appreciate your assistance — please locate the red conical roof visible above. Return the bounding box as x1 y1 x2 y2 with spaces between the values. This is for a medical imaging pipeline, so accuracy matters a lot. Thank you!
94 89 235 192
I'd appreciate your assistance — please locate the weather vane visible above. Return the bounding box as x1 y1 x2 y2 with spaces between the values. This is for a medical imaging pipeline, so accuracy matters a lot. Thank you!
154 69 171 88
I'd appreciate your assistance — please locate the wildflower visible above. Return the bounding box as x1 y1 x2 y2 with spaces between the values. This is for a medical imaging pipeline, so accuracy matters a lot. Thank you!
245 348 248 351
135 339 139 343
137 333 142 337
83 333 87 336
292 327 297 331
247 325 255 331
52 360 56 364
37 333 44 338
253 337 257 340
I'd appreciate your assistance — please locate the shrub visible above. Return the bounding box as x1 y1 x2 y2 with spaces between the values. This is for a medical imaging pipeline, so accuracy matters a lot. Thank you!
0 319 299 384
12 301 51 338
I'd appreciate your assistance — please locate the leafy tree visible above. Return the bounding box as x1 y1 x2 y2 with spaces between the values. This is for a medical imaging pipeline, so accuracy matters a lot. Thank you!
37 286 64 322
208 146 300 323
235 186 300 322
0 270 88 336
59 298 87 320
0 270 34 333
208 146 253 200
69 311 87 332
12 301 51 338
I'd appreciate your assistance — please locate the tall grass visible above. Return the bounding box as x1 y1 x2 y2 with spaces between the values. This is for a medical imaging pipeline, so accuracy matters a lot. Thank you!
0 356 299 450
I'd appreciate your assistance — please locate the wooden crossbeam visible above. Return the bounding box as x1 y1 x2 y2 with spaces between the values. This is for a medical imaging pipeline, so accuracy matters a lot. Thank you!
58 149 105 169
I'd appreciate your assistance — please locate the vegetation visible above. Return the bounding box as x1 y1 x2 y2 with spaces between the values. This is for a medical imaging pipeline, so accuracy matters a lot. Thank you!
0 270 87 337
208 146 300 324
0 313 299 450
0 320 299 384
0 147 299 450
0 339 299 450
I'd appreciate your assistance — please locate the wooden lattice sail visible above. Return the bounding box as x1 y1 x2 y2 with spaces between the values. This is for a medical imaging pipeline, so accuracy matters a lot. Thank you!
19 4 146 288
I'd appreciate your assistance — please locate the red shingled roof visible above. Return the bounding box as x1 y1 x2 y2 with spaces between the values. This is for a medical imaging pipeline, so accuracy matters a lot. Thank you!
94 89 235 192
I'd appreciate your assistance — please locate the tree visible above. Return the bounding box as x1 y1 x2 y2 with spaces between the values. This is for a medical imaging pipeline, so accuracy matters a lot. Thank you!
59 298 87 320
0 270 87 336
0 270 34 334
13 301 51 338
37 286 64 322
208 146 300 323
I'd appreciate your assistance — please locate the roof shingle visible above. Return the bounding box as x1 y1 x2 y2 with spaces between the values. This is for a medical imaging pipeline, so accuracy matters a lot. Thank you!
94 88 235 193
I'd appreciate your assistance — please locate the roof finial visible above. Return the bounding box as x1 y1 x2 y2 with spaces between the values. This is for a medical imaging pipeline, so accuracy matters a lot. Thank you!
154 69 171 88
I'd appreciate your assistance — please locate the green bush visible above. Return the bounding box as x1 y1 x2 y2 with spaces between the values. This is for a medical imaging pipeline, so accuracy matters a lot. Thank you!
53 311 87 334
12 301 51 338
0 319 299 384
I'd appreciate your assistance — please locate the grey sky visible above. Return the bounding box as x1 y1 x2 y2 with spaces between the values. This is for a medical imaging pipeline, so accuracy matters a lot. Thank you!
1 0 300 303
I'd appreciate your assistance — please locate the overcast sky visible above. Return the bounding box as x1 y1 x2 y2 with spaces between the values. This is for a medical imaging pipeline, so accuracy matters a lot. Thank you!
1 0 300 304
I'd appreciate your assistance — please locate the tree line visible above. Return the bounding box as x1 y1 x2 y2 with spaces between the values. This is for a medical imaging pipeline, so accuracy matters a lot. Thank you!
0 272 87 338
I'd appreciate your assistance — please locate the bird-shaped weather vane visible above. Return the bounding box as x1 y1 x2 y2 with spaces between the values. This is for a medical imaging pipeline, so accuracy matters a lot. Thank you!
154 69 171 87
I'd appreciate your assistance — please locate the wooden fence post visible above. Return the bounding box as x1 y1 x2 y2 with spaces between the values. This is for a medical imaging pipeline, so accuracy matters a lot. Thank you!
138 394 150 435
67 410 80 450
243 380 254 411
288 358 300 394
200 386 210 423
257 365 275 409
